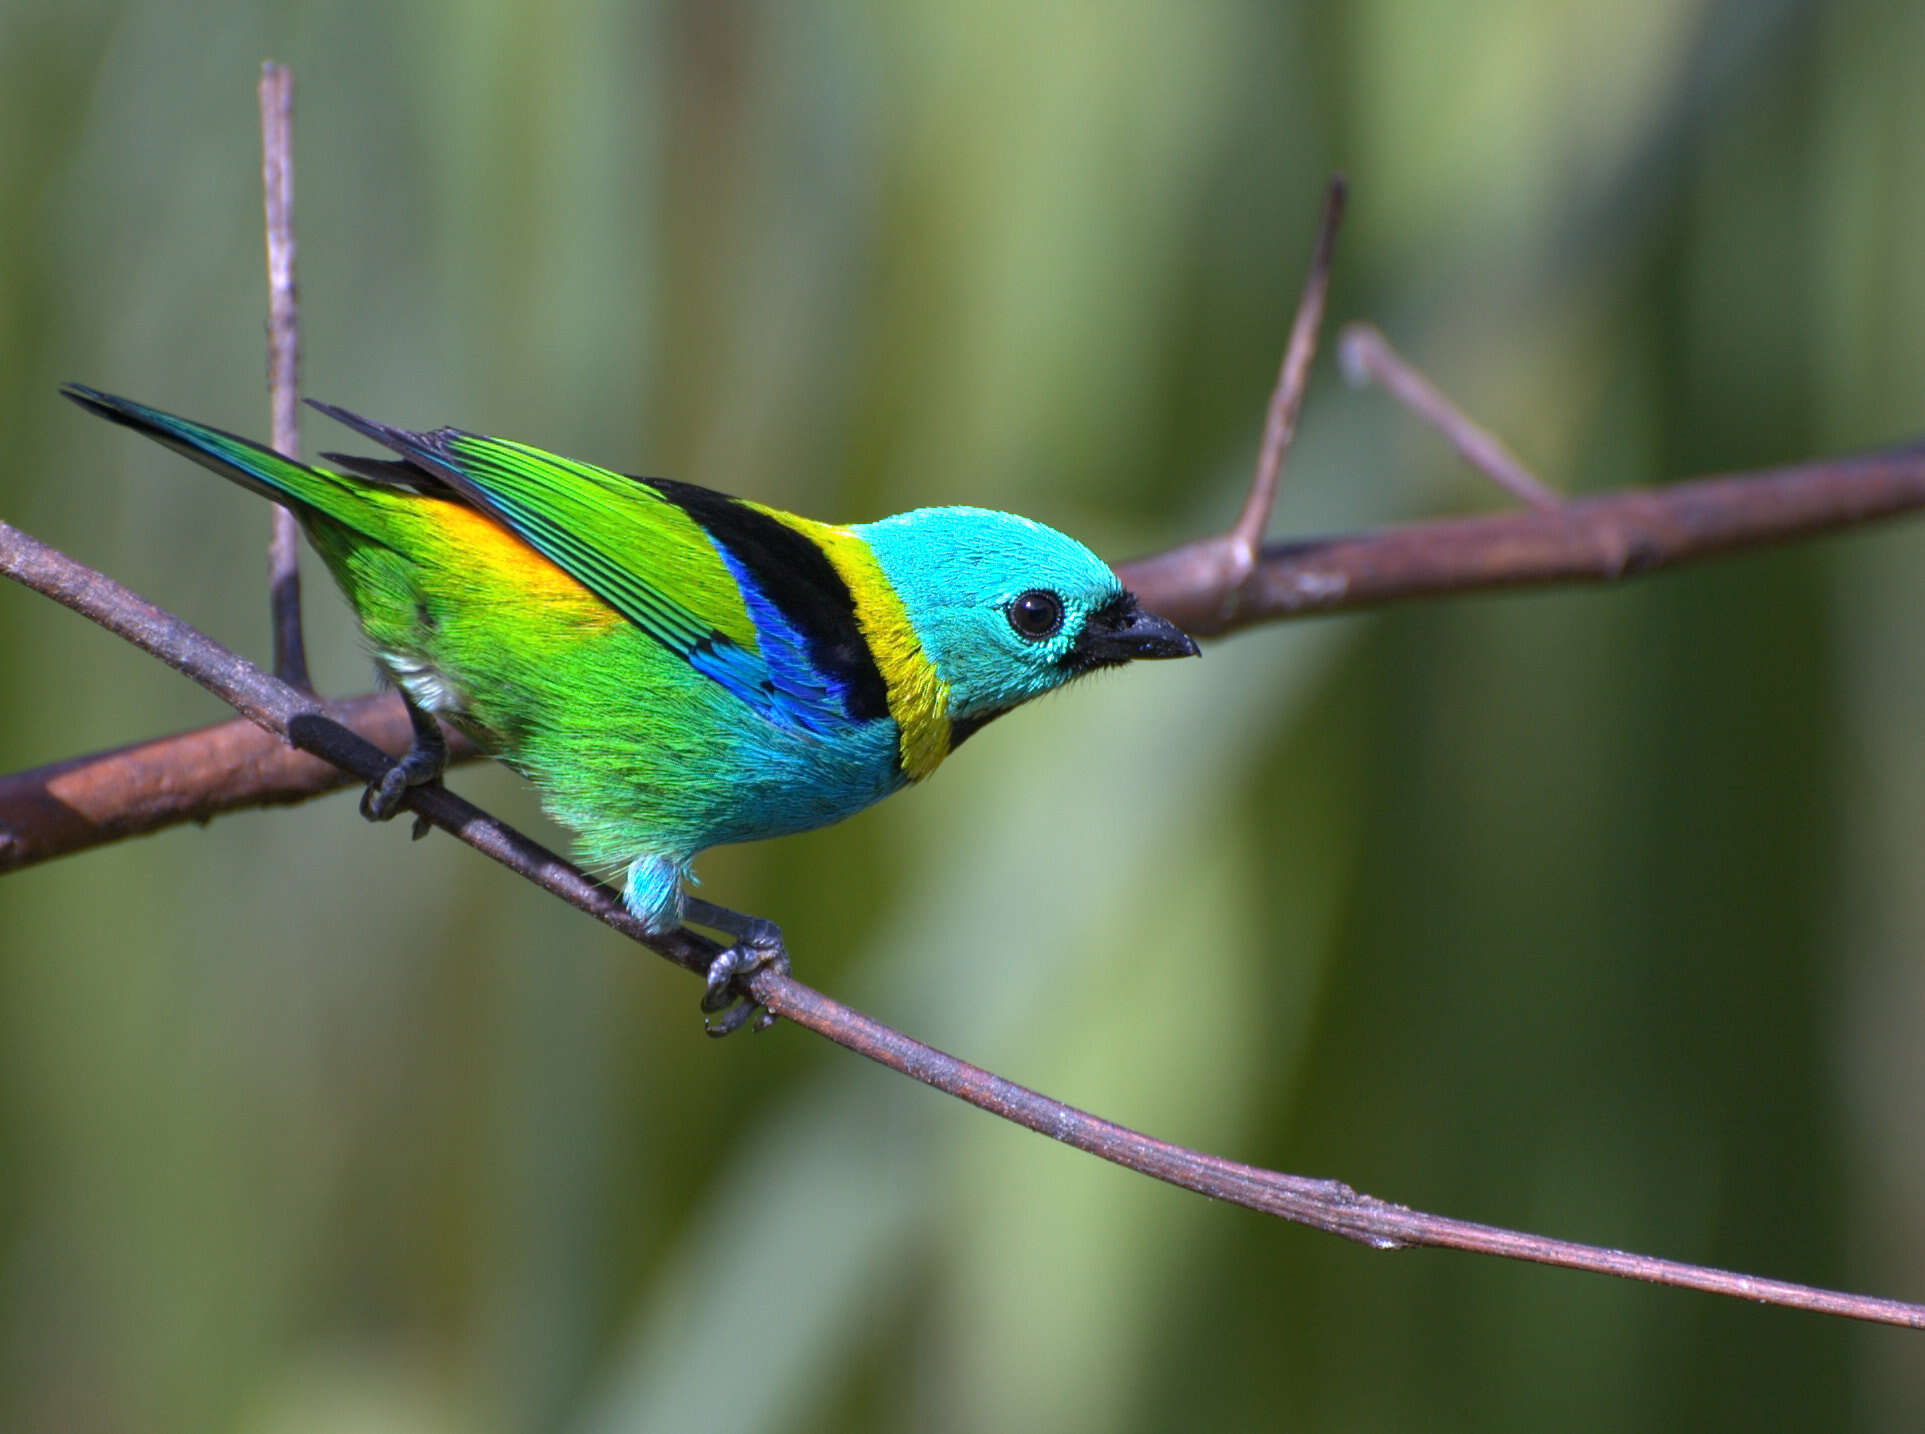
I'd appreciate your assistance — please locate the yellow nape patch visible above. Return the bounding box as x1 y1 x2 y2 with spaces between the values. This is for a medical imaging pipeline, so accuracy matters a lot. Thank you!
767 510 952 781
424 500 622 629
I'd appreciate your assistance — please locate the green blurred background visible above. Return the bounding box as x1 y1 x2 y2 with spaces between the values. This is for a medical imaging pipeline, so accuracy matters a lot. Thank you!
4 2 1924 1429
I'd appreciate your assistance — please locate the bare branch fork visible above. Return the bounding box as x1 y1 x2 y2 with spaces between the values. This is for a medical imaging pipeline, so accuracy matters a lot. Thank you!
2 91 1922 1328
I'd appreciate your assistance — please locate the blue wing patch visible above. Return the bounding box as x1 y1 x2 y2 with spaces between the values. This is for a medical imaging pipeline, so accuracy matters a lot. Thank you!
704 541 842 735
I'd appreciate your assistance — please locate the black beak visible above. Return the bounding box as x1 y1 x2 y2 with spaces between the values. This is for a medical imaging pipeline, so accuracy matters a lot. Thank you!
1068 592 1201 672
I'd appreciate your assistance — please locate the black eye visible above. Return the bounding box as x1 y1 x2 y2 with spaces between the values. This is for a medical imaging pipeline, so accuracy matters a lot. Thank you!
1007 589 1065 641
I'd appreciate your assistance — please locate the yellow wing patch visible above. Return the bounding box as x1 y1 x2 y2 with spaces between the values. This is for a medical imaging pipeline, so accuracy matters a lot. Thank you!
416 497 625 630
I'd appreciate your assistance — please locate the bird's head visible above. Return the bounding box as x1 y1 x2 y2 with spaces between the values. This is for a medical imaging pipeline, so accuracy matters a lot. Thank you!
856 506 1198 729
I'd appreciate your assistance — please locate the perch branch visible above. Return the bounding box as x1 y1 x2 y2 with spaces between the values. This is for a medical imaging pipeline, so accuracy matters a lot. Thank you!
2 512 1920 1330
0 517 714 972
11 435 1925 868
760 976 1925 1328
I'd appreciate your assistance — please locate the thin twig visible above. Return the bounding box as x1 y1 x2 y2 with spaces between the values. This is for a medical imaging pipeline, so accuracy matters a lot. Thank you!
259 61 308 689
10 440 1925 867
1 511 1920 1330
1339 321 1562 509
1214 176 1347 619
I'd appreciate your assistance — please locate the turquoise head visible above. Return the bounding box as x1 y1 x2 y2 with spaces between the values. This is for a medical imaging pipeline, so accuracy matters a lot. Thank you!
855 506 1198 728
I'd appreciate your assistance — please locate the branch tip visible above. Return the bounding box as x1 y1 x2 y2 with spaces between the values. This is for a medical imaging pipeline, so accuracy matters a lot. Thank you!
1338 321 1562 511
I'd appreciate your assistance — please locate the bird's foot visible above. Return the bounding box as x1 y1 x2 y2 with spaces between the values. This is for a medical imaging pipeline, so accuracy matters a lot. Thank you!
360 700 447 838
683 898 789 1037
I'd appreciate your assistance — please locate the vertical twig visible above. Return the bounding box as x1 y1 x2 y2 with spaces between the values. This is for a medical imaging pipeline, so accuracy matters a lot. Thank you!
259 61 309 689
1216 176 1347 621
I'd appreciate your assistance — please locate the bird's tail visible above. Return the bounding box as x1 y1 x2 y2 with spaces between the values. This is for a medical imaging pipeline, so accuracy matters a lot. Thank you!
61 384 352 516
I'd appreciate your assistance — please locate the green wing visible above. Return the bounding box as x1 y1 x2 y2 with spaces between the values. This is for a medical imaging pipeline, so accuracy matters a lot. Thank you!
312 403 841 730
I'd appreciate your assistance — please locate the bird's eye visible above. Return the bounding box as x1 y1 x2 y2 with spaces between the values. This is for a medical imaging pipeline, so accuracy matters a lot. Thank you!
1007 589 1065 641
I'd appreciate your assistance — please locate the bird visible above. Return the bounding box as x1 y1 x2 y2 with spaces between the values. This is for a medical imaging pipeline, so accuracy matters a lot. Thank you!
62 384 1200 1028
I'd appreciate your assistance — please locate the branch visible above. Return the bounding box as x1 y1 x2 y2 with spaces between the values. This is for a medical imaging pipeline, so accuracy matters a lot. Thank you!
2 512 1919 1330
10 442 1925 869
1128 442 1925 637
259 60 308 689
6 142 1923 1330
0 691 474 870
761 978 1925 1327
1338 320 1562 510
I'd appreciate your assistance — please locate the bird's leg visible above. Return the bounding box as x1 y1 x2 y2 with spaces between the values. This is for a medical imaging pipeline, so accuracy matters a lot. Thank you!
360 695 446 840
683 896 789 1036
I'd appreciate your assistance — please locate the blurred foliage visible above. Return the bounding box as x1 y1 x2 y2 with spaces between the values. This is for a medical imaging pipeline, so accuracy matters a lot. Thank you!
3 2 1924 1430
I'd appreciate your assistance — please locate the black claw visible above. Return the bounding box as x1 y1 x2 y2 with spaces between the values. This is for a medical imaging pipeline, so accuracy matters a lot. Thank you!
360 766 412 822
701 946 747 1012
703 999 761 1038
361 699 447 827
684 900 789 1035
